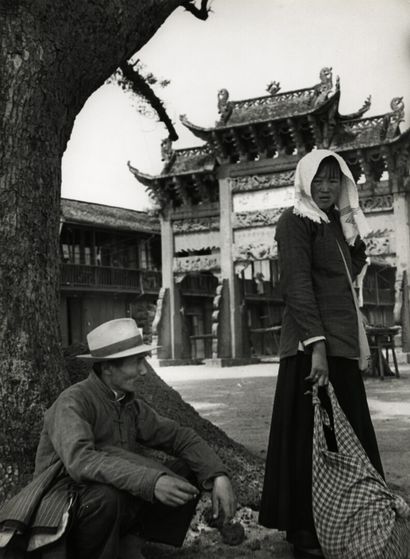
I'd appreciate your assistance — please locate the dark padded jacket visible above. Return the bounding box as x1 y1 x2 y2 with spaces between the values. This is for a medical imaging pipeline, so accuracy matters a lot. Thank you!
0 372 228 551
276 207 367 359
34 372 227 502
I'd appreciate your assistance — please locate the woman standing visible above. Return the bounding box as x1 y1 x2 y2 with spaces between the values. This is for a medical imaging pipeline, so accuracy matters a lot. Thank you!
259 150 384 559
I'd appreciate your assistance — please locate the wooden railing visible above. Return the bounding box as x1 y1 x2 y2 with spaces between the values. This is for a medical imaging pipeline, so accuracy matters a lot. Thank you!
249 325 281 356
60 264 161 293
363 288 395 306
243 279 282 300
180 274 217 296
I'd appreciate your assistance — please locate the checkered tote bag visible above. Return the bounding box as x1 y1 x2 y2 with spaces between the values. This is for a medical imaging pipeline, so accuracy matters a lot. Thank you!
312 383 410 559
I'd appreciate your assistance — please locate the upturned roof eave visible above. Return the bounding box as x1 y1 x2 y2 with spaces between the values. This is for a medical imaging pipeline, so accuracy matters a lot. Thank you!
128 160 216 183
339 110 400 126
128 161 159 186
336 125 409 153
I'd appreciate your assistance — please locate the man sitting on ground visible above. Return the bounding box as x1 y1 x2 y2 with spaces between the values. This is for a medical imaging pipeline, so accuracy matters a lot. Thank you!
0 318 236 559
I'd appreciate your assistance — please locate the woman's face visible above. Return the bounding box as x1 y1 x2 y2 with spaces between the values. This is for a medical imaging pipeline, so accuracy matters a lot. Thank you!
311 160 342 210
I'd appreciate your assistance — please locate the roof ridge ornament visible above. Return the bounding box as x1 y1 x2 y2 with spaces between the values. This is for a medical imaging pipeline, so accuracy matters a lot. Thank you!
266 81 281 95
391 97 405 124
313 67 336 106
339 95 372 121
160 136 176 173
161 136 174 161
217 88 232 125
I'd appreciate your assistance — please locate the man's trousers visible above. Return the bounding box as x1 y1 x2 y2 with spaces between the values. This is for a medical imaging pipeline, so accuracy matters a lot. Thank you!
67 459 200 559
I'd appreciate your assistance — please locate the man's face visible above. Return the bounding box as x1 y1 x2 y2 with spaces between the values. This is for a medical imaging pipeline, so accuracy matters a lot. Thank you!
107 353 148 394
311 160 342 210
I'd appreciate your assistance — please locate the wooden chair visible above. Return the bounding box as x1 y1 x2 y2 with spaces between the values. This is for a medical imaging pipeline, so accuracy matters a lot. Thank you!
366 326 400 380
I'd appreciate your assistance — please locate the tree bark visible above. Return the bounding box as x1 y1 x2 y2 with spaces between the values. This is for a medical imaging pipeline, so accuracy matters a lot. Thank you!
0 0 194 503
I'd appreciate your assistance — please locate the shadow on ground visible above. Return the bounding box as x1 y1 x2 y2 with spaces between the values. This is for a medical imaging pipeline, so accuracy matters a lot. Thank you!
143 364 410 558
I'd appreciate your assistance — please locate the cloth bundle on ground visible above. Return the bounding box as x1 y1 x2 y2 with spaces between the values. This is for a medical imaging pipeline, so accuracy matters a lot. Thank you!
312 383 410 559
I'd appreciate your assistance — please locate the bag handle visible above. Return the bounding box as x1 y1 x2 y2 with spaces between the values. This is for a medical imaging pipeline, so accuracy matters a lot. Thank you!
336 241 370 371
311 384 334 452
313 382 365 456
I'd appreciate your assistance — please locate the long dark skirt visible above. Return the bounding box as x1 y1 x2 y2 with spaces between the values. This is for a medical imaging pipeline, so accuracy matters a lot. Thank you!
258 352 384 548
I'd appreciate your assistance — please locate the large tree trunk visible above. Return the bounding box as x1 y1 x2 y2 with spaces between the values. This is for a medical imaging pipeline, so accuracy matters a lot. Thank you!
0 0 189 503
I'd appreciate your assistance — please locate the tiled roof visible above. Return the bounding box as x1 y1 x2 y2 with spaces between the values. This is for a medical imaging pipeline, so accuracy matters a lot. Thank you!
224 88 336 126
180 89 338 137
335 114 401 150
168 146 216 175
128 145 216 183
60 198 160 233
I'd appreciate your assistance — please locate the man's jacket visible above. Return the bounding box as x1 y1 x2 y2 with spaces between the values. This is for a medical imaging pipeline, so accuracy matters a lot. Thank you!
0 371 227 551
34 371 226 502
276 207 367 359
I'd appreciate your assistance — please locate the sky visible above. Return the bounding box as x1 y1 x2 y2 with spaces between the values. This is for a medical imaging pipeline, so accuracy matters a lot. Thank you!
61 0 410 211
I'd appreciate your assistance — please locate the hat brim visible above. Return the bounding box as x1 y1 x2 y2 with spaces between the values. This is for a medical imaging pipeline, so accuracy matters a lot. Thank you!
77 343 159 362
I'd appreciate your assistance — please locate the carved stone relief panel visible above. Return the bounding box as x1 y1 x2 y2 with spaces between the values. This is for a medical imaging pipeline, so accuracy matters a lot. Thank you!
234 227 275 246
365 213 395 235
173 216 220 233
233 243 278 263
231 193 392 231
233 227 277 262
233 208 283 229
174 231 220 253
364 229 393 256
233 186 294 212
359 194 393 213
230 171 295 193
364 236 391 256
173 254 221 274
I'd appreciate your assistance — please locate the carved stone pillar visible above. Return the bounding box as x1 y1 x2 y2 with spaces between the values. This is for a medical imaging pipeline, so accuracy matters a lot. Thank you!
159 213 182 361
218 175 243 359
391 177 410 350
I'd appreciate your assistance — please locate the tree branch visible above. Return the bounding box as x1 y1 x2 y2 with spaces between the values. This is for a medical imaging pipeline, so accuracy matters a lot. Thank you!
181 0 211 20
119 61 178 141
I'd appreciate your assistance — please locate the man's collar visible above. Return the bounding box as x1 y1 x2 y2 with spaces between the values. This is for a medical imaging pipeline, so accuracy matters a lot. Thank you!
112 389 126 402
89 371 135 404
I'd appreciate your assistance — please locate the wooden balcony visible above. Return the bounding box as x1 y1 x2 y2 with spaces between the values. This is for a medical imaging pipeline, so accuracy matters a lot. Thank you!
60 264 161 294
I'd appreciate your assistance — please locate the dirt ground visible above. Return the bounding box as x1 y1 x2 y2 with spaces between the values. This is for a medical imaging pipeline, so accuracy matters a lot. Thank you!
142 360 410 558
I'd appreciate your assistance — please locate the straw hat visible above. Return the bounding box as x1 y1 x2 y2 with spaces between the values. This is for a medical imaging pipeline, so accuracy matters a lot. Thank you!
77 318 157 361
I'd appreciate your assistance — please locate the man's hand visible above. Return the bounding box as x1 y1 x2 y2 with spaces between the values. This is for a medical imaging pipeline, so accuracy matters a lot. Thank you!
306 340 328 387
154 475 199 507
212 475 237 522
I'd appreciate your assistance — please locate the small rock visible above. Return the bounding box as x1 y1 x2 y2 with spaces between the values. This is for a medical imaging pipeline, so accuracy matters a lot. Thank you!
220 521 246 546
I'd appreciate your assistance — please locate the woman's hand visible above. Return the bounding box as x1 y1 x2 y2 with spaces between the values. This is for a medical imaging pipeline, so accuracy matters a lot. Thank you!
306 340 329 386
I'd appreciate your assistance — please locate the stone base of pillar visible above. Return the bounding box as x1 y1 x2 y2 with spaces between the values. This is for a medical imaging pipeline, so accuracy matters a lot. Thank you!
203 357 260 368
157 358 204 367
394 349 410 365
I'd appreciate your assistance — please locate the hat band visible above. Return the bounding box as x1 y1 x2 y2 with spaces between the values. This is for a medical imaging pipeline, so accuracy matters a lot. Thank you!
91 334 143 358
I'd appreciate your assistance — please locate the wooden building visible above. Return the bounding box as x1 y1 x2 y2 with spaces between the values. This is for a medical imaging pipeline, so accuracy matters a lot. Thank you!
129 68 410 365
59 199 161 346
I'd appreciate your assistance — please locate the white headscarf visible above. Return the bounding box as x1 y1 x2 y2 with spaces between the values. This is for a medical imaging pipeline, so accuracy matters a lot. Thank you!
293 149 370 245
